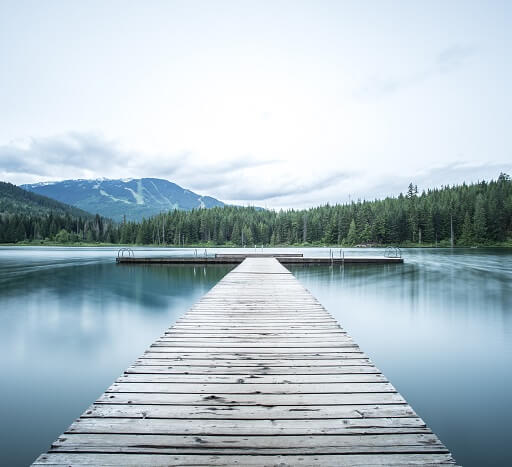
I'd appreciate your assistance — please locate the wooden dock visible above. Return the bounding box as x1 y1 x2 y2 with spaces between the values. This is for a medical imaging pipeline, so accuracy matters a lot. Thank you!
116 254 403 265
33 258 454 466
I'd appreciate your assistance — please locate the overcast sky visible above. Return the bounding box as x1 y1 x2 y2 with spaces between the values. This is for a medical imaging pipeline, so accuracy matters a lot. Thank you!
0 0 510 208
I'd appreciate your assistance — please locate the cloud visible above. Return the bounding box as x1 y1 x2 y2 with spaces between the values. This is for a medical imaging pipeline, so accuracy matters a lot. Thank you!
0 131 304 202
0 132 127 178
2 132 508 210
361 161 512 201
436 44 476 72
140 154 280 191
0 132 278 183
259 161 511 210
216 171 351 201
356 44 476 99
0 131 356 207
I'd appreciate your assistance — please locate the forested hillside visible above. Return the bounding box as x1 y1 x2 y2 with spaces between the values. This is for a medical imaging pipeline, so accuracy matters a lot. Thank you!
0 181 93 218
0 182 115 243
1 174 511 246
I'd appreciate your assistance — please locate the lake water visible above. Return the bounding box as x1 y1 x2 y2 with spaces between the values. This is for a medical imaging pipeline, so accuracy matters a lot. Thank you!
0 246 511 466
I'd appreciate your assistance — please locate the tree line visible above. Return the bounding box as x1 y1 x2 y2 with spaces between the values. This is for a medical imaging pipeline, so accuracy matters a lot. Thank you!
0 212 118 244
1 174 511 246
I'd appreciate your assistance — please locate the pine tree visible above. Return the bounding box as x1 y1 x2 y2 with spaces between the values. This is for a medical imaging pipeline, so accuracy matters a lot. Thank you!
407 183 415 199
242 226 254 246
458 212 473 245
473 194 487 242
135 226 144 244
231 222 241 245
345 219 359 245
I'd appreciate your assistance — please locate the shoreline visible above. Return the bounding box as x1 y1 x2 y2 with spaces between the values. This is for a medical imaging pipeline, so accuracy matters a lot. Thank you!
1 242 511 249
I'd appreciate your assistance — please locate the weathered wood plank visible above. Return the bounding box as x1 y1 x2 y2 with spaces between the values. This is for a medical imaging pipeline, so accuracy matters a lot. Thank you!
167 322 340 327
51 433 447 454
179 322 340 329
33 453 455 465
97 392 407 405
136 358 373 365
65 422 440 444
117 373 388 383
83 404 419 421
145 347 364 353
107 381 396 394
164 331 348 336
127 365 379 374
155 336 357 348
152 341 358 347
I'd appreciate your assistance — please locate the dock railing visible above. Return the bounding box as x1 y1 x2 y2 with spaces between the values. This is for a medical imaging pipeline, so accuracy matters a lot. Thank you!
384 246 402 258
117 247 134 258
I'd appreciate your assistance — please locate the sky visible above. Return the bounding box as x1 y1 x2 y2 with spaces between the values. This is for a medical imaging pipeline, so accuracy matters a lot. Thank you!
0 0 511 208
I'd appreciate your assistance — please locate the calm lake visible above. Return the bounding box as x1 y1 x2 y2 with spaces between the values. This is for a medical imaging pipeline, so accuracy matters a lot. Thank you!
0 246 511 466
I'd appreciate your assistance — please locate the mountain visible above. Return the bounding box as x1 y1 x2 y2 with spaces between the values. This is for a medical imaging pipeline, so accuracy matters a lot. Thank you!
0 181 93 218
22 178 225 221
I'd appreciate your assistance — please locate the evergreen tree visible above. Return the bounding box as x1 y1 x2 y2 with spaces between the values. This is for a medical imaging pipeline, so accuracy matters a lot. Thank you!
231 222 241 245
459 212 473 245
473 194 487 241
345 219 359 245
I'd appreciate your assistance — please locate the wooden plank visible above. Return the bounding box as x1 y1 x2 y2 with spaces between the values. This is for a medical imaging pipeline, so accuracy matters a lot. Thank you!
183 306 333 309
153 342 358 347
136 358 373 365
51 433 447 453
96 392 407 405
83 404 419 421
34 453 454 465
117 373 388 383
169 327 344 332
107 382 396 394
156 335 354 341
176 319 339 323
65 421 439 442
162 330 345 334
144 347 364 353
33 257 454 466
127 365 379 374
156 336 354 342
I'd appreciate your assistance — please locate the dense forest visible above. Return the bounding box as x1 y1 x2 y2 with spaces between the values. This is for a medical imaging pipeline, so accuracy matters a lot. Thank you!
1 174 511 246
0 181 116 244
0 181 93 218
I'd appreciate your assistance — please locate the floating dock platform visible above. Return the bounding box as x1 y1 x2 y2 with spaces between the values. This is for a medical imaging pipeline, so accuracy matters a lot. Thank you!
116 252 404 265
33 257 453 466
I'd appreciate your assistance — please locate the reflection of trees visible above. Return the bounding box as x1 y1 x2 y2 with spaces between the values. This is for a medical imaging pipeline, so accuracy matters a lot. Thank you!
289 263 418 309
289 258 512 318
289 264 405 286
1 263 233 310
0 264 232 367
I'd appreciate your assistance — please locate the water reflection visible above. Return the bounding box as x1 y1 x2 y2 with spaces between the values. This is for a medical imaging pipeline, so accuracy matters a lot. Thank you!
289 250 512 467
0 252 232 466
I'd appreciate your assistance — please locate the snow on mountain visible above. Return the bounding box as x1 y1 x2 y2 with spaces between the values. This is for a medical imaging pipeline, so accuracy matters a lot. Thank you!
22 178 225 221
